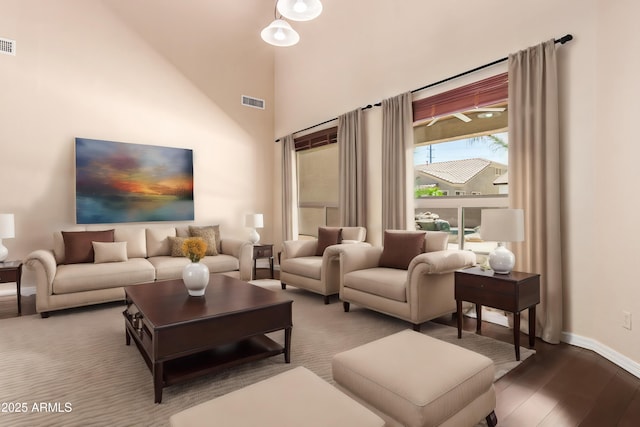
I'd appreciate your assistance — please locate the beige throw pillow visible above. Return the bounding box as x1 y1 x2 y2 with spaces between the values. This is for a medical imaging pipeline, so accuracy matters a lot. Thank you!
189 226 219 256
92 241 128 263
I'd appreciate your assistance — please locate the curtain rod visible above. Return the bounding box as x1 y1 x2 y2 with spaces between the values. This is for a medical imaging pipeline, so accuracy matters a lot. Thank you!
275 33 573 142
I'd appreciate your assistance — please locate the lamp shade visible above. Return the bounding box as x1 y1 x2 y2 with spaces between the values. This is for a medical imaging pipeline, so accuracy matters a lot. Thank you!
277 0 323 21
480 209 524 243
260 19 300 47
245 213 264 229
0 214 15 238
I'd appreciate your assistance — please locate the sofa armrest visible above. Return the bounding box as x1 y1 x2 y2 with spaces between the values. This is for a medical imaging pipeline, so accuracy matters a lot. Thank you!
24 249 57 296
408 250 477 276
220 238 253 281
281 239 317 260
339 245 384 275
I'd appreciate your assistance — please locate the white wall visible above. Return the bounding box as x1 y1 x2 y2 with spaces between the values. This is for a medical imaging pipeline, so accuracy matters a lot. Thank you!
274 0 640 366
0 1 275 268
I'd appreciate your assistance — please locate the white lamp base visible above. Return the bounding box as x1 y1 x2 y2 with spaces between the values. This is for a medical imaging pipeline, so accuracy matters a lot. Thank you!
248 229 260 245
488 243 515 274
0 239 7 262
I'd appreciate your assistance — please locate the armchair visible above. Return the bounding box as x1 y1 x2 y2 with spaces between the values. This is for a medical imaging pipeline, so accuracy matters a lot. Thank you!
280 226 367 304
340 230 476 331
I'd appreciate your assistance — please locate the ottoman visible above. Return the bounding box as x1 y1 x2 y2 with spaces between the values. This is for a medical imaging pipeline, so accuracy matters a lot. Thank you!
169 367 385 427
332 330 497 427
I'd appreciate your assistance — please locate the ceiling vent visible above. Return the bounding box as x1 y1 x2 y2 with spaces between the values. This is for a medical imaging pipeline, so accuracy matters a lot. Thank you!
0 37 16 56
241 95 265 110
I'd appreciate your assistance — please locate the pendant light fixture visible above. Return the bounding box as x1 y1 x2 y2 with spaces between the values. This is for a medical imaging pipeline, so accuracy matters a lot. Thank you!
261 0 322 47
277 0 323 22
261 18 300 47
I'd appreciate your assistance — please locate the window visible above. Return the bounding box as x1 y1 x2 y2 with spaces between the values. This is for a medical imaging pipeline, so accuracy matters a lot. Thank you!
412 74 508 253
295 127 339 238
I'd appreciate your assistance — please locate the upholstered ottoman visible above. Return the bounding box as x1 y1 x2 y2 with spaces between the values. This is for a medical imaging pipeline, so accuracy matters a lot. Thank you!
332 330 497 427
169 367 385 427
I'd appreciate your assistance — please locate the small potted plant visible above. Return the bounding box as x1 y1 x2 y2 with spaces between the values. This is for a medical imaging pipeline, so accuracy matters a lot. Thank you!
181 237 209 296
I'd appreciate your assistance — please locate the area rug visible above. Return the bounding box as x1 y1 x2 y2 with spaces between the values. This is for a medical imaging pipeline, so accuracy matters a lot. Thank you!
0 279 533 426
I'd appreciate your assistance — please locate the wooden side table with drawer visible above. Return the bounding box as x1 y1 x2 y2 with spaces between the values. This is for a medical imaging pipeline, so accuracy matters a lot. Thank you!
0 260 23 315
252 244 274 279
455 266 540 360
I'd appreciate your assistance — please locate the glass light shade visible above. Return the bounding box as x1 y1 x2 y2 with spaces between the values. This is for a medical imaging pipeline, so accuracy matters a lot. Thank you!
277 0 323 21
260 19 300 47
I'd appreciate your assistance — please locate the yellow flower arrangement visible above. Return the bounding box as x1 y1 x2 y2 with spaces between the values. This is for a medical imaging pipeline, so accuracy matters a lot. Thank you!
182 237 208 263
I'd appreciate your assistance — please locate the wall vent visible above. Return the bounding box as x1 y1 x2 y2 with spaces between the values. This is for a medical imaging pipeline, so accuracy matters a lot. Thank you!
0 37 16 56
241 95 265 110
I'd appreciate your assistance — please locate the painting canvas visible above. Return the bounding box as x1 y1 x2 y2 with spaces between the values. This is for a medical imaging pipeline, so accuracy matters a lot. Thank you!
75 138 194 224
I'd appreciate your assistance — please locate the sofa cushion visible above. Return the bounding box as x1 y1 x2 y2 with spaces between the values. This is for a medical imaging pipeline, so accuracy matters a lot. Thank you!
343 267 408 302
189 226 219 256
114 227 147 258
280 256 322 280
149 254 240 281
379 231 425 270
146 227 177 257
62 230 115 264
316 227 342 256
92 241 128 263
52 258 156 294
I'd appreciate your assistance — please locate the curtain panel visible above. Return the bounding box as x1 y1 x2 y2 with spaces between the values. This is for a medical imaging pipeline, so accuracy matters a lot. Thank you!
281 134 298 242
338 109 366 227
508 39 563 344
381 92 413 231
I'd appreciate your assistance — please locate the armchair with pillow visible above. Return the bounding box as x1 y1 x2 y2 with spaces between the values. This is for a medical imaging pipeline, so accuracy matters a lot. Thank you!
339 230 476 331
279 226 367 304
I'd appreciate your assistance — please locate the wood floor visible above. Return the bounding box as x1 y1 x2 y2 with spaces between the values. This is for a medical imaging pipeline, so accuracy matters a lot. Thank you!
1 270 639 426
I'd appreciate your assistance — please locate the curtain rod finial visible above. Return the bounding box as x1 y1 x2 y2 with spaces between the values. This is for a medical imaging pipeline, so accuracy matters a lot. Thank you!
558 34 573 44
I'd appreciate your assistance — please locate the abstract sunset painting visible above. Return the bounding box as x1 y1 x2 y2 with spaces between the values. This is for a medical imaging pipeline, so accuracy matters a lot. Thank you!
75 138 194 224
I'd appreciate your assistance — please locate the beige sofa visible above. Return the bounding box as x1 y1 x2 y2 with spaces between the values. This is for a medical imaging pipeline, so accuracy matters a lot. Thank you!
24 225 252 317
340 230 476 331
279 226 367 304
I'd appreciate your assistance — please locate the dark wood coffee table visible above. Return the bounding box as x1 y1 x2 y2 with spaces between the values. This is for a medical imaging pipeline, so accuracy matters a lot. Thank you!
123 274 293 403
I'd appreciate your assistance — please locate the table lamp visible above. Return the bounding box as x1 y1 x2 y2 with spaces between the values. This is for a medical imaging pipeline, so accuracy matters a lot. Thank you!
245 213 264 244
0 213 15 262
480 208 524 274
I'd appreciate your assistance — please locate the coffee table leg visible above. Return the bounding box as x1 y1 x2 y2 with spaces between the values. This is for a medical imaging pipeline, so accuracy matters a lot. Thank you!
475 303 482 334
284 327 292 363
153 362 164 403
125 328 131 346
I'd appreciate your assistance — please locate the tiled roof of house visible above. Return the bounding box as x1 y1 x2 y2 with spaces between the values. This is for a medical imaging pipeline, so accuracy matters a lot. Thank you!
416 158 493 184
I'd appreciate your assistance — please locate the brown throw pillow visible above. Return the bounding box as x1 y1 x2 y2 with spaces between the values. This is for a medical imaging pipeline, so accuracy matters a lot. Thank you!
62 229 115 264
188 226 219 256
316 227 342 256
168 236 188 257
379 231 426 269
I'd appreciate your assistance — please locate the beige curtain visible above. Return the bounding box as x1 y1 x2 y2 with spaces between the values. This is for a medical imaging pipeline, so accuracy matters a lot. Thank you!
338 109 366 227
281 134 298 241
382 92 413 231
508 40 563 344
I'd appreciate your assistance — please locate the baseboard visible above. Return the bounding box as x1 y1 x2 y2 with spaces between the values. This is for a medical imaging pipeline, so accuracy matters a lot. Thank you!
562 331 640 379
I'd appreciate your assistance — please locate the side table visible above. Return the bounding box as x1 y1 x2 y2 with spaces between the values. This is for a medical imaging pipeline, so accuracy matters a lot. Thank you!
252 244 274 279
455 266 540 360
0 260 23 315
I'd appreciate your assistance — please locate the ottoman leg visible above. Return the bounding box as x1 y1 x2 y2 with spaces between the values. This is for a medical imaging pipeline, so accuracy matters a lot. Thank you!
486 410 498 427
343 302 350 312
